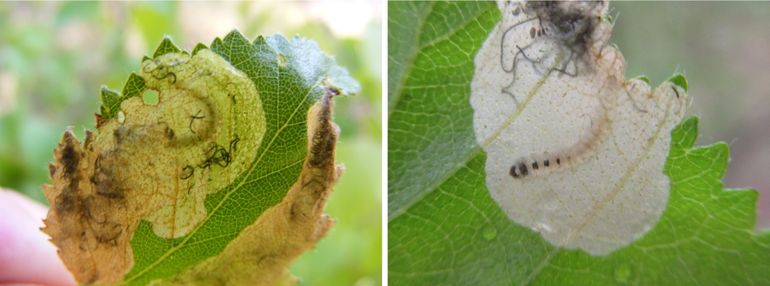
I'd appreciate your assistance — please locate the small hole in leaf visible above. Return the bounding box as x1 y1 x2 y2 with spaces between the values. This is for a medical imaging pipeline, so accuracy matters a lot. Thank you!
143 90 159 105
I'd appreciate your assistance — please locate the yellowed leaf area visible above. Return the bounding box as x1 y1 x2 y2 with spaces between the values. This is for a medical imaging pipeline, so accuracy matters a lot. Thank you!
40 49 344 285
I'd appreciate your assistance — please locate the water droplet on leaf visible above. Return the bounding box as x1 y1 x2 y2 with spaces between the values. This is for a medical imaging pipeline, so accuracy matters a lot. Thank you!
614 263 632 283
482 226 497 240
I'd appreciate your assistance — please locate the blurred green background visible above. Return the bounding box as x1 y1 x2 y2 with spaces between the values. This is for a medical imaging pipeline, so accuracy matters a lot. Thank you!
610 2 770 229
0 1 381 285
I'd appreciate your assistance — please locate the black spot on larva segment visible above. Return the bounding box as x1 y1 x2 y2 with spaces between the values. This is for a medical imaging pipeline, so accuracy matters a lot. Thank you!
530 27 536 39
556 158 561 165
518 162 529 177
532 161 539 170
509 165 520 178
544 159 550 167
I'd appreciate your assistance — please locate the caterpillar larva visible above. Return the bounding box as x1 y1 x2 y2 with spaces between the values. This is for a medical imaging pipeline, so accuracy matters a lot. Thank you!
509 91 613 179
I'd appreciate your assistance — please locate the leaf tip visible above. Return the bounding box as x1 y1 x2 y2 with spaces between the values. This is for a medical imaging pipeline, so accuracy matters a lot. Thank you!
121 73 146 97
192 43 208 55
153 36 182 58
211 37 224 50
99 86 121 118
667 73 688 92
633 75 650 85
100 85 119 100
223 29 249 46
253 35 267 45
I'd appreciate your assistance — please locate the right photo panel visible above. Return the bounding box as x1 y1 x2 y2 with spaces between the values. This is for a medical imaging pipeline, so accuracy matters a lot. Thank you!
388 1 770 285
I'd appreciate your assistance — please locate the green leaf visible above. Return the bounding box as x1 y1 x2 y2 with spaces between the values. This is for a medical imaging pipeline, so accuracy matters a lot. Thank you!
191 43 207 56
388 1 500 218
633 75 651 85
388 2 770 285
44 30 358 285
152 36 183 58
99 73 145 120
668 73 689 92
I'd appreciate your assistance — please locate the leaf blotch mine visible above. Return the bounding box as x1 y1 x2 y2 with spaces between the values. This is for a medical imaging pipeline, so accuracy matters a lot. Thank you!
44 47 267 285
470 0 689 255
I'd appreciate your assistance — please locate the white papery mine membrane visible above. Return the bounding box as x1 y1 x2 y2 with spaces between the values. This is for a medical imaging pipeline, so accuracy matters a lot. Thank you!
470 0 688 255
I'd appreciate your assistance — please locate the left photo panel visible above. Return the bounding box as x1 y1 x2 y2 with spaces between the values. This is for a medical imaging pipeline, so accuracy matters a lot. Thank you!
0 1 382 285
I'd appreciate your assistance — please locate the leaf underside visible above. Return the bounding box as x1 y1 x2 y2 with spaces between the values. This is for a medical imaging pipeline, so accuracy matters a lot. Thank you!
387 2 770 285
